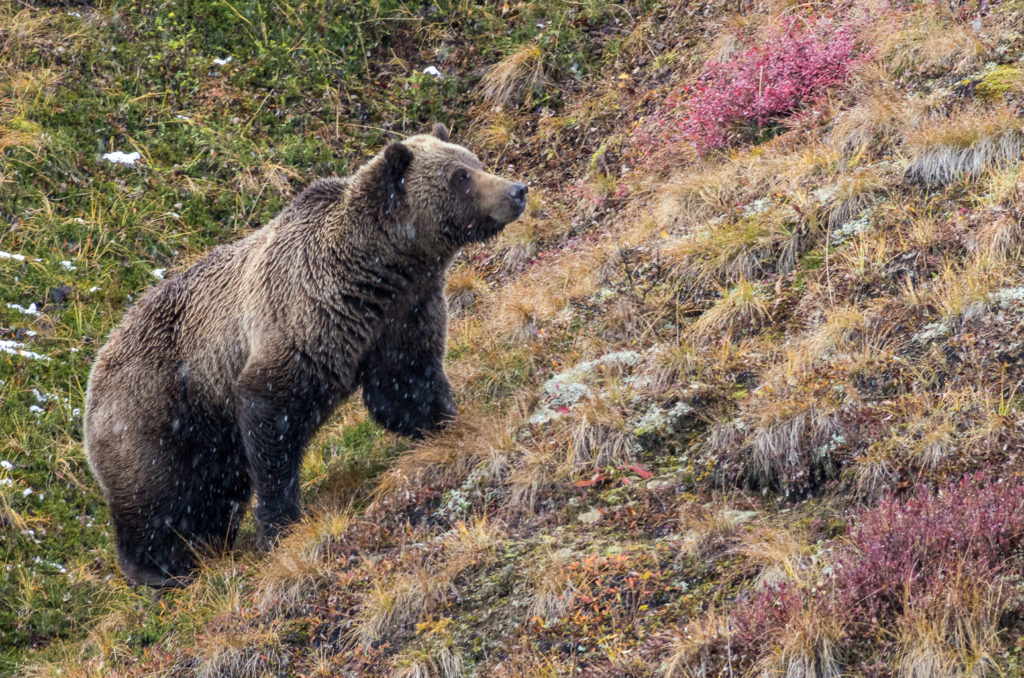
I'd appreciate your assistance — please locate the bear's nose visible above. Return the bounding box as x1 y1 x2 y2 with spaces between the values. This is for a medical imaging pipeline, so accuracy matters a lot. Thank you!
508 183 528 210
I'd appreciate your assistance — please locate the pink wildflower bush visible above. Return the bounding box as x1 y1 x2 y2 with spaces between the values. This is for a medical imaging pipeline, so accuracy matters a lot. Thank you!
727 474 1024 666
634 15 862 159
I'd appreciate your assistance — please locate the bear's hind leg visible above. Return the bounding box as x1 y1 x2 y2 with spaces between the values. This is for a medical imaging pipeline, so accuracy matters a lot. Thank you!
113 504 199 588
112 441 251 588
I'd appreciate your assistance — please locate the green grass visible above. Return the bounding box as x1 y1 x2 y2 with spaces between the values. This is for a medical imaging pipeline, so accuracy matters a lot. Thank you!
0 0 649 671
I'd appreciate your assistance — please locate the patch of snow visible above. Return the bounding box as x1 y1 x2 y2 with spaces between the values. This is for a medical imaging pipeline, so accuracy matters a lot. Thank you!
423 65 442 78
88 286 100 293
6 302 39 316
22 487 32 498
102 150 141 166
0 340 50 361
151 268 166 279
60 260 77 271
0 251 26 262
213 56 232 66
29 405 44 415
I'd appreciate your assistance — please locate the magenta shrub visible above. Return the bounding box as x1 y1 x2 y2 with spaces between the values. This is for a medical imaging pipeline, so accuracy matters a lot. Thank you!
835 474 1024 625
634 16 861 159
726 475 1024 664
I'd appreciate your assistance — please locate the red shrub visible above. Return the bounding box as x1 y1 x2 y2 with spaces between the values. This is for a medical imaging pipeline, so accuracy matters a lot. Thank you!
633 15 862 159
835 474 1024 626
724 475 1024 665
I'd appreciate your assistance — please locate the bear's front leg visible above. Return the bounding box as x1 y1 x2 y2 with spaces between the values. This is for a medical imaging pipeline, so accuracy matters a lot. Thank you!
235 353 320 546
360 284 456 438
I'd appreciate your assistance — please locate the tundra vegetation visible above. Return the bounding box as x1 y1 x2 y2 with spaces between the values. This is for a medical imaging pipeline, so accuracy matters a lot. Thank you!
4 0 1024 676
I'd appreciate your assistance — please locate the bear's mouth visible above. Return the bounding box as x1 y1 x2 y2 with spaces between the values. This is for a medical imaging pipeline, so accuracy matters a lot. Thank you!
464 215 510 242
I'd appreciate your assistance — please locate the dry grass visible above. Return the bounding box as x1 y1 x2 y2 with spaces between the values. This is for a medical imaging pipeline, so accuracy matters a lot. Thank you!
498 217 542 272
392 646 464 678
735 526 813 590
706 405 846 497
477 43 546 109
920 255 1006 319
254 509 351 613
654 161 743 229
827 86 922 162
193 628 284 678
846 443 898 504
352 519 499 646
526 552 576 622
661 612 727 678
663 210 798 289
895 574 1004 678
754 629 842 678
446 266 489 314
868 8 987 79
905 107 1024 186
690 280 770 343
234 161 303 198
677 501 758 560
372 414 501 502
566 398 635 473
507 442 558 513
821 168 888 230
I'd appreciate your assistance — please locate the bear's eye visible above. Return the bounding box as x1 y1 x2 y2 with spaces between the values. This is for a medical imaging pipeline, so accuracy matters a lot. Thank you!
451 169 469 188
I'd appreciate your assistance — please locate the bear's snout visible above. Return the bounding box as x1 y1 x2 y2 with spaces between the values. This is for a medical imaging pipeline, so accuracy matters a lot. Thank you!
508 183 528 213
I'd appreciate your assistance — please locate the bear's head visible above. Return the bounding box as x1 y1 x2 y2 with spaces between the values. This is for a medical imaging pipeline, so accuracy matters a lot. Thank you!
356 124 527 256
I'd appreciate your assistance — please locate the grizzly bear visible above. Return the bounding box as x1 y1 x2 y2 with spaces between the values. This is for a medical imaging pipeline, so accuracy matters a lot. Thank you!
85 124 526 587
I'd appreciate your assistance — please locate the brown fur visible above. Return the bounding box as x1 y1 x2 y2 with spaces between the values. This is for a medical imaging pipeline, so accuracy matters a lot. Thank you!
84 126 526 587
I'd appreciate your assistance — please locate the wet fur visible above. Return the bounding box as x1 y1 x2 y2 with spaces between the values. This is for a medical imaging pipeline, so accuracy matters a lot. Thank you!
85 130 523 586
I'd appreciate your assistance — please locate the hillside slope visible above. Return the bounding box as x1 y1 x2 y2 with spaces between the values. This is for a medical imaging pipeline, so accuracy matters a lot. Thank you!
5 0 1024 676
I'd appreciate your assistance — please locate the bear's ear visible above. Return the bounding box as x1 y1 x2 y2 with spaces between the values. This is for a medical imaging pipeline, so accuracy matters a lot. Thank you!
371 142 413 217
431 122 450 142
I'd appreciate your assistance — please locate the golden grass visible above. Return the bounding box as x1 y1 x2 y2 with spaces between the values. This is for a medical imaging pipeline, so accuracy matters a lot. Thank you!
662 612 727 678
690 279 770 343
254 509 351 613
446 265 489 314
918 254 1007 319
566 397 635 473
735 526 812 590
663 211 797 289
477 43 546 109
526 551 575 623
234 161 303 198
867 8 987 79
392 645 464 678
371 414 499 502
193 628 284 678
827 87 922 162
498 217 542 272
352 518 499 646
905 107 1024 186
895 573 1004 678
